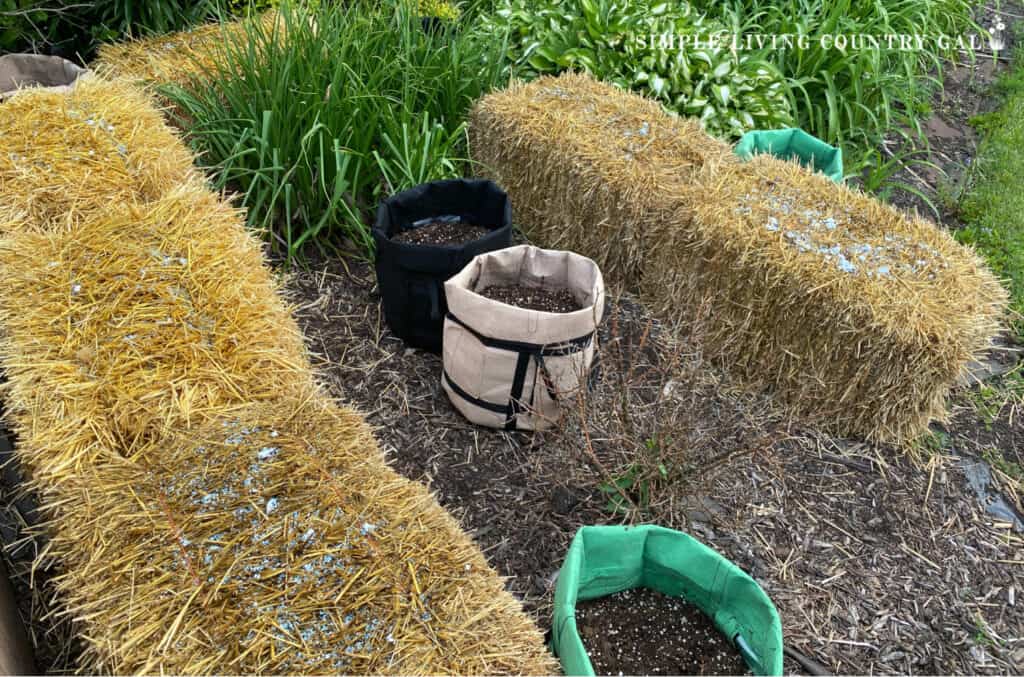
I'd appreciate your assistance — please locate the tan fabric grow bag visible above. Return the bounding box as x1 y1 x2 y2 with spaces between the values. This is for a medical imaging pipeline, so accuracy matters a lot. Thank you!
442 245 605 430
0 54 87 101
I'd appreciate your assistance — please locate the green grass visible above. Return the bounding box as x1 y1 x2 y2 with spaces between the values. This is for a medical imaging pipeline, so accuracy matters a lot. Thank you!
957 52 1024 340
163 0 507 260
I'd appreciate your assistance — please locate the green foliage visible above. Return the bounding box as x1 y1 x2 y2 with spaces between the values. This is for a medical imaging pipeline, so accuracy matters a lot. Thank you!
699 0 978 169
228 0 280 14
597 437 675 516
482 0 792 138
164 1 506 260
417 0 460 21
1 0 223 59
958 52 1024 341
90 0 219 42
1 0 83 55
858 147 942 218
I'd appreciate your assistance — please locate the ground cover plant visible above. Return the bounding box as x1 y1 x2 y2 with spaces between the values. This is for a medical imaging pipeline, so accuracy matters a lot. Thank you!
957 50 1024 340
481 0 979 172
481 0 793 138
164 0 506 260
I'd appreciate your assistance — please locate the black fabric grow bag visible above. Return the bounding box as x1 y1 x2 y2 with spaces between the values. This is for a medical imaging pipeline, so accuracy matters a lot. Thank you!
373 179 512 352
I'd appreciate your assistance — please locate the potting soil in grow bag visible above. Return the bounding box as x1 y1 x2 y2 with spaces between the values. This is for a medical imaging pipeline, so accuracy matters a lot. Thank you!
374 179 512 352
442 244 604 431
575 587 749 675
552 525 783 676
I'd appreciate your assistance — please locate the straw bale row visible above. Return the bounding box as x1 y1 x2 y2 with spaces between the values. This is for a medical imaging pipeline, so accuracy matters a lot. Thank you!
0 74 554 671
0 184 314 475
470 72 1007 441
0 76 196 232
32 398 555 674
94 12 282 88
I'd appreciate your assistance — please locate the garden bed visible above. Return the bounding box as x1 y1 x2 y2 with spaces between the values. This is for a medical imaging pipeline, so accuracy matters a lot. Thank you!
284 255 1023 675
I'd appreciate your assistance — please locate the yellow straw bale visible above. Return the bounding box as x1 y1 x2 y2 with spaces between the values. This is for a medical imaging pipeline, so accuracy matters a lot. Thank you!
30 398 555 674
470 73 1007 442
0 75 196 232
94 12 282 89
646 156 1007 441
469 71 736 287
0 183 314 473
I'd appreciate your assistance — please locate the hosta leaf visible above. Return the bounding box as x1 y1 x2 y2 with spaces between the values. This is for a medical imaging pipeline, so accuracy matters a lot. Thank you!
712 83 731 106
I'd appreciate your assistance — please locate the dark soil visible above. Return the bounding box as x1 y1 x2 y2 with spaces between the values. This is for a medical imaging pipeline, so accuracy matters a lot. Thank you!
575 588 750 676
391 219 490 246
478 284 582 313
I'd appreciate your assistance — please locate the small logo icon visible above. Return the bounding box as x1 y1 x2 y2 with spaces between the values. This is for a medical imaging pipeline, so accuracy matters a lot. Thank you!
989 18 1006 52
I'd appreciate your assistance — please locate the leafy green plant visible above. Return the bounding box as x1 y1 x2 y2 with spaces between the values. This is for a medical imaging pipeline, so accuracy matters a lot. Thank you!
89 0 218 42
483 0 792 138
858 147 942 219
373 114 467 195
164 0 506 260
597 437 672 516
700 0 978 168
417 0 460 21
0 0 274 61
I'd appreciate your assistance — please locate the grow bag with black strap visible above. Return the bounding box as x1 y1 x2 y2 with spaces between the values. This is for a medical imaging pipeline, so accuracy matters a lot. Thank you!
373 179 512 353
442 312 595 431
442 245 604 431
552 525 784 676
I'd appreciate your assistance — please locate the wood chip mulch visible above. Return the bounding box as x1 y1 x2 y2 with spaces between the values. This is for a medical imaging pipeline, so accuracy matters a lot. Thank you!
286 256 1024 676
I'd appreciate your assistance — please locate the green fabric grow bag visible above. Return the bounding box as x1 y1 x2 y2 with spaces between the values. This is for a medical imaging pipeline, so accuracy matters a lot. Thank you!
552 525 783 676
735 128 843 182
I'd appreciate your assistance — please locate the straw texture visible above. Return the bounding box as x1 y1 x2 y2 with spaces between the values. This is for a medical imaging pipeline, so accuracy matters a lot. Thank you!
30 398 555 674
650 156 1007 441
0 183 314 476
0 76 196 232
469 71 736 287
0 75 552 673
94 13 282 88
470 73 1007 441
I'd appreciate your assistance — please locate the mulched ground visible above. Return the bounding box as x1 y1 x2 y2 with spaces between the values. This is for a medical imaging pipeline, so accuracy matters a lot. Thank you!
478 284 582 313
575 587 750 676
286 256 1024 675
3 5 1024 673
390 219 490 246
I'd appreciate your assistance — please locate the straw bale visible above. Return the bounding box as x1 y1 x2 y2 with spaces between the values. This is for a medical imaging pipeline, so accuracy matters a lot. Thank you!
468 71 736 288
94 12 283 89
0 75 197 233
29 397 555 674
470 74 1006 441
0 183 314 476
645 156 1008 441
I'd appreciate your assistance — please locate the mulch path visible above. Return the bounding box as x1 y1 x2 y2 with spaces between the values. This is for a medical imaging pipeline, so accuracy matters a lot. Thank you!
287 256 1024 676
